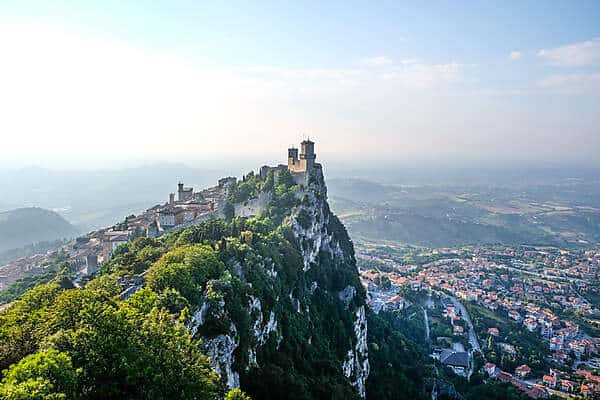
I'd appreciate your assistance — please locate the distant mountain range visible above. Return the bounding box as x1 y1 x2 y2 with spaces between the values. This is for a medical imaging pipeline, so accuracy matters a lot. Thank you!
1 165 599 252
0 208 79 253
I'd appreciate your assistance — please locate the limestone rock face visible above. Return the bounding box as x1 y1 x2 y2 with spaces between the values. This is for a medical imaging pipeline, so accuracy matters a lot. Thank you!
186 165 369 398
204 331 240 389
288 166 370 398
343 306 370 398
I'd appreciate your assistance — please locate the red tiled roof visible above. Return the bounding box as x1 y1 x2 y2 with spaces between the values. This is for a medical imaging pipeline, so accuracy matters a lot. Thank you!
497 372 513 383
516 364 532 373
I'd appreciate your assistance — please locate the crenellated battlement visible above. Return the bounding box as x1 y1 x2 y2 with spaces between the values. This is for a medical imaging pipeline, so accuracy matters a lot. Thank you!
288 139 316 174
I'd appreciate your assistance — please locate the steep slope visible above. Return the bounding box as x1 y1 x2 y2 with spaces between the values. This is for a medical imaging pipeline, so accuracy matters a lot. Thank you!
214 166 371 399
0 166 425 399
104 166 425 399
0 207 79 252
176 167 424 399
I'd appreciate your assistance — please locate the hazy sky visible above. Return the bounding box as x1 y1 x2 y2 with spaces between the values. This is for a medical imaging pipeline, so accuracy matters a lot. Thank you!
1 1 599 169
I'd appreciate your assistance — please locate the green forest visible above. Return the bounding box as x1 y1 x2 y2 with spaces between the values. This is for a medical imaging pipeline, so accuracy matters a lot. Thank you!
0 170 425 400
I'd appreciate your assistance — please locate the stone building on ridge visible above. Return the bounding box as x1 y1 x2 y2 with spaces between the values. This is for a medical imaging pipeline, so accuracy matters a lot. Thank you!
288 139 316 174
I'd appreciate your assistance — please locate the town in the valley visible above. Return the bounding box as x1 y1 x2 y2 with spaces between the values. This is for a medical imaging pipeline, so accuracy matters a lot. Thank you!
358 241 600 398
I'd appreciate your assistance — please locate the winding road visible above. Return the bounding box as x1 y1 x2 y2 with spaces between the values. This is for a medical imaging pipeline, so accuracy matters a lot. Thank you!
445 294 484 380
422 307 430 340
448 296 481 353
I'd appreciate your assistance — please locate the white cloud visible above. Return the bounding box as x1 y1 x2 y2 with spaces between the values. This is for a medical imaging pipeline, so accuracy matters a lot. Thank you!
241 55 464 91
379 62 463 88
361 56 393 66
538 73 600 94
537 38 600 67
509 51 522 60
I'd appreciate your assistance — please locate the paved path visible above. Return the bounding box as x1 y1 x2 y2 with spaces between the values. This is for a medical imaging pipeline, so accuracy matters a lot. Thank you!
422 307 430 340
446 295 484 381
431 291 485 381
495 264 585 284
448 296 481 353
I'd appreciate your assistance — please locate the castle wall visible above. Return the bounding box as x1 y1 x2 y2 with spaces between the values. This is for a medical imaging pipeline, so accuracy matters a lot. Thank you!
291 171 308 186
155 210 221 237
260 165 286 180
288 158 308 173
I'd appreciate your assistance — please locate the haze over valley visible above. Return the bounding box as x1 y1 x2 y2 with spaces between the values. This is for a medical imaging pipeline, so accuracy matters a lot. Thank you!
2 163 599 251
0 2 599 400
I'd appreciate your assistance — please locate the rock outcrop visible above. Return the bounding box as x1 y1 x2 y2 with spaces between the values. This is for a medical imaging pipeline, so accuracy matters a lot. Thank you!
186 164 370 398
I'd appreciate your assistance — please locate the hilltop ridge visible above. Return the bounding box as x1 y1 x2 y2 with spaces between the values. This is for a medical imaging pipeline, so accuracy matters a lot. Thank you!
0 141 426 399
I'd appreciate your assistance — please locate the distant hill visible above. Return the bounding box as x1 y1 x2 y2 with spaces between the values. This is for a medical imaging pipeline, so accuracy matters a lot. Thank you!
328 177 600 249
327 178 390 203
0 208 79 253
0 164 236 231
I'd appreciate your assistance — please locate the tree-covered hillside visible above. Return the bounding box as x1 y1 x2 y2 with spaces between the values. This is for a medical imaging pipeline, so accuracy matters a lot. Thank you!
0 207 79 252
0 168 426 399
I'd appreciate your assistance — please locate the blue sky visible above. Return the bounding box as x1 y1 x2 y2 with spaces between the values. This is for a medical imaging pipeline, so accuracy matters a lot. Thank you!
5 1 598 65
1 1 599 168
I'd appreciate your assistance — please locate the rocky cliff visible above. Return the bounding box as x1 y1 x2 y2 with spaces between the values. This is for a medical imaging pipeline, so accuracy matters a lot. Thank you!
183 165 371 399
97 164 426 399
0 164 425 400
125 165 424 399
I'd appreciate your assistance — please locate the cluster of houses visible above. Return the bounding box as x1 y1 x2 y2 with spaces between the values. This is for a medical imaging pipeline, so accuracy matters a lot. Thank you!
73 180 230 275
399 254 599 354
359 269 411 313
155 180 232 231
355 243 600 399
485 362 549 398
0 179 231 291
0 253 56 290
439 300 466 336
485 362 600 398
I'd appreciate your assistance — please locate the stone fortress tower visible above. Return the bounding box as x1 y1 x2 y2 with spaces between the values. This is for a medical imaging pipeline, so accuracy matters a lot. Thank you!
288 139 316 173
259 138 320 185
177 182 194 202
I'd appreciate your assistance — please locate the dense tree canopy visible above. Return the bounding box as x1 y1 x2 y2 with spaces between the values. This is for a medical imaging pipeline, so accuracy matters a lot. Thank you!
0 276 221 399
0 349 77 400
